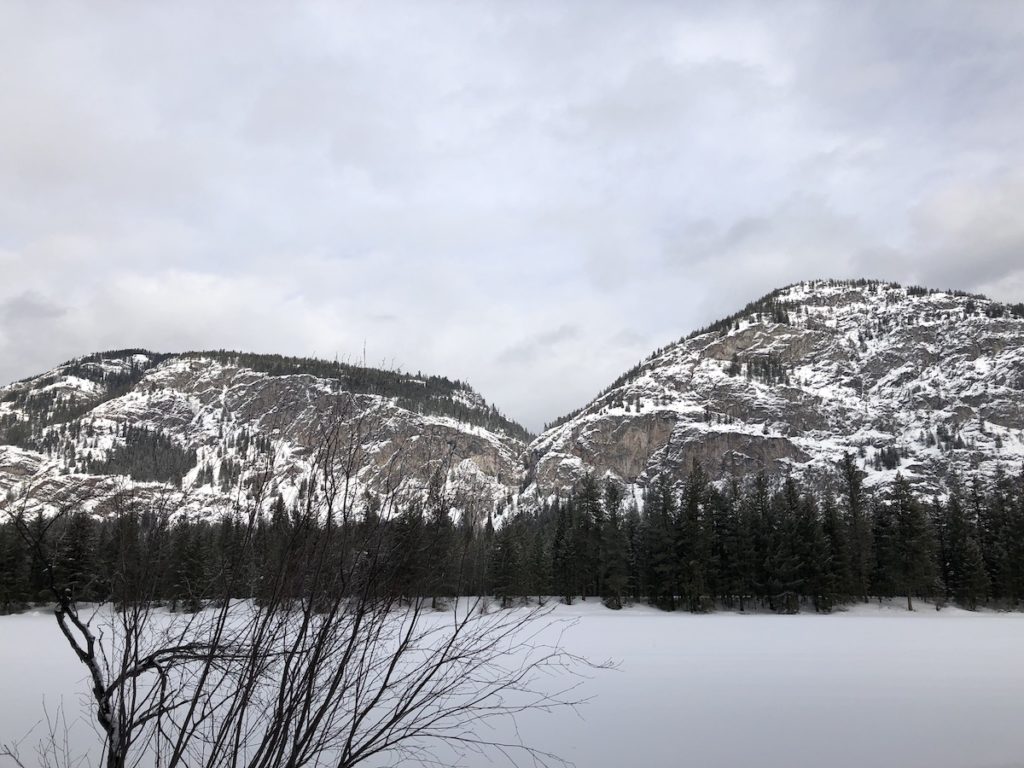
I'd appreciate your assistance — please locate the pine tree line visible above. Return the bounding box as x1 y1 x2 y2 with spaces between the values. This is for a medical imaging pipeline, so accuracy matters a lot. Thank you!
535 456 1024 613
3 455 1024 616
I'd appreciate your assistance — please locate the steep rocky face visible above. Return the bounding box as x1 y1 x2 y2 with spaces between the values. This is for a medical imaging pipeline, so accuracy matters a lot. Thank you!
526 280 1024 499
0 352 527 519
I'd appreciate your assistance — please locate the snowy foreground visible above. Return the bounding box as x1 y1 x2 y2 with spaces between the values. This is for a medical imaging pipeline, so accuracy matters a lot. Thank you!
2 601 1023 768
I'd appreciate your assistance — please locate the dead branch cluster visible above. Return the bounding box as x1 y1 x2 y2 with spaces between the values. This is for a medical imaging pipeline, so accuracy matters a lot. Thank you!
1 396 594 768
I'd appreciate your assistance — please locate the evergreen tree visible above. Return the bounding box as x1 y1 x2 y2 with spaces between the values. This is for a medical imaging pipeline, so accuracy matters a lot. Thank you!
747 472 774 607
820 491 848 608
491 521 523 608
525 525 551 601
391 503 426 599
890 474 935 610
961 536 990 610
715 482 742 610
551 497 575 604
55 512 98 602
623 501 645 602
573 475 603 599
841 453 874 601
977 472 1011 601
601 479 629 609
764 479 803 613
678 462 714 612
170 519 206 612
795 489 832 612
938 481 971 604
644 473 678 610
0 518 31 613
28 510 51 603
424 473 455 608
871 496 898 599
732 479 761 612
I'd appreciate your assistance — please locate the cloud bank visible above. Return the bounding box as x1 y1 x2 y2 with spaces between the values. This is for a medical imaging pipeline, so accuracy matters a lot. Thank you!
2 1 1023 431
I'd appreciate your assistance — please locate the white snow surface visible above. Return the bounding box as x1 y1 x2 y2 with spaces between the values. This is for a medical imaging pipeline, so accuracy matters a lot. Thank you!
1 600 1023 768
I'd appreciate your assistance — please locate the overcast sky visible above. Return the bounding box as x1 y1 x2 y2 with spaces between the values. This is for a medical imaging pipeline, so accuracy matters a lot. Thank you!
2 1 1023 431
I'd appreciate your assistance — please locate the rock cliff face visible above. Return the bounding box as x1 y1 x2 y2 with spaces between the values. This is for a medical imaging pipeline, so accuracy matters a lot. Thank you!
0 352 527 519
525 280 1024 500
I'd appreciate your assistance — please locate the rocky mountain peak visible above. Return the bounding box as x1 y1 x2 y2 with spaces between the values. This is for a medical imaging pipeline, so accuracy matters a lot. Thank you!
1 350 528 520
526 279 1024 500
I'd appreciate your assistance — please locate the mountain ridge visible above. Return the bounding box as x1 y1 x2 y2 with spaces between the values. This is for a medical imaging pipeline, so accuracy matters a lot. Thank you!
3 278 1024 518
1 350 527 520
525 278 1024 501
543 278 1024 431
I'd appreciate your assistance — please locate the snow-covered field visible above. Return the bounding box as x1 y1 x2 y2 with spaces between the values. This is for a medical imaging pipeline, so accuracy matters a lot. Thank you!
2 601 1023 768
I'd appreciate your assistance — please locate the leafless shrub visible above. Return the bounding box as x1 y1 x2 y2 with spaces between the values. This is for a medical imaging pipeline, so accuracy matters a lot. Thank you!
2 392 596 768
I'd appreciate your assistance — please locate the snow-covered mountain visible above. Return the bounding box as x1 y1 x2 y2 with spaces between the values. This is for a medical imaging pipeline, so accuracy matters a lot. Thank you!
0 351 528 519
4 279 1024 519
525 279 1024 499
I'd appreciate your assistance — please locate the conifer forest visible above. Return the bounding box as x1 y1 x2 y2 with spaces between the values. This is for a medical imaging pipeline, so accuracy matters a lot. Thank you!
5 455 1022 617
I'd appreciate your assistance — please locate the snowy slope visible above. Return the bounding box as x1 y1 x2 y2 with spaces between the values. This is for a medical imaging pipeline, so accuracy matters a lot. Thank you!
5 279 1024 518
0 352 526 520
526 279 1024 499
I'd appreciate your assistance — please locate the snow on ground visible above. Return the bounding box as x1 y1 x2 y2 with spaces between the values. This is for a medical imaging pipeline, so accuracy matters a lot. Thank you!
1 602 1023 768
504 602 1024 768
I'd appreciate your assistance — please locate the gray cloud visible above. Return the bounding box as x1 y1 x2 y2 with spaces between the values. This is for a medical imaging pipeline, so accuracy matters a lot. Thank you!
1 1 1023 431
0 292 65 323
497 325 581 366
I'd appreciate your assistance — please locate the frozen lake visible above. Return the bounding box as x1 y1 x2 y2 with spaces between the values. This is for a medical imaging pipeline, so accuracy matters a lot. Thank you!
2 601 1023 768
